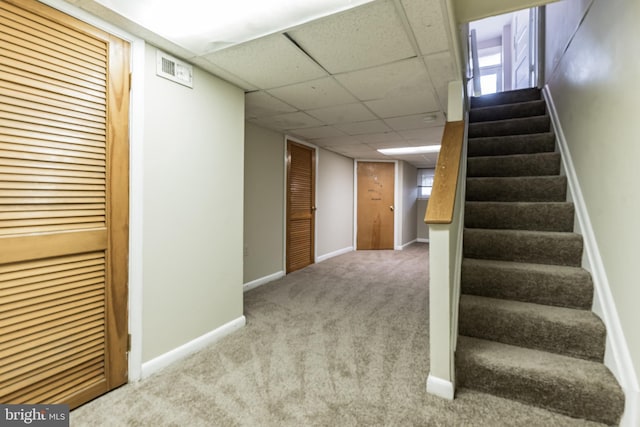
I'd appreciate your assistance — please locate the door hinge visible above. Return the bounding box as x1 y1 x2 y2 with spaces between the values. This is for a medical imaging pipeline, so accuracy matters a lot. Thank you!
129 73 132 90
127 334 131 352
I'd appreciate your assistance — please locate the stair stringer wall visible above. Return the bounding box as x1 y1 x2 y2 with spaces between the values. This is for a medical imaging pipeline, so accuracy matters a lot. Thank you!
543 85 640 426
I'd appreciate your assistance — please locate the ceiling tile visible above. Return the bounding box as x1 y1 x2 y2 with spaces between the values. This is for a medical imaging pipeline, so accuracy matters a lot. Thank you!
424 52 457 112
190 57 258 91
310 136 362 147
250 111 323 131
204 34 327 89
393 153 439 168
287 0 415 74
384 112 445 131
334 58 432 101
364 91 439 118
289 126 346 139
356 132 405 144
401 0 449 55
267 77 357 110
306 103 377 124
245 91 297 119
398 126 445 144
335 120 392 136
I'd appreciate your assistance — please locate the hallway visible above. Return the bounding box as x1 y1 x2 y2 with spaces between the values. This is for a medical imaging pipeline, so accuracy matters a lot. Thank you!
71 244 600 426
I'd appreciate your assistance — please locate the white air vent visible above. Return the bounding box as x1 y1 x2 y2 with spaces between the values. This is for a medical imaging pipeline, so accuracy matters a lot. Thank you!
156 50 193 88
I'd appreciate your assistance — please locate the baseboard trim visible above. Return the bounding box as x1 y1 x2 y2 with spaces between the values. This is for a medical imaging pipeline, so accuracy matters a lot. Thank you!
397 239 417 250
544 86 640 399
417 238 430 243
243 271 285 292
141 316 245 379
316 246 353 262
621 390 640 427
426 374 454 400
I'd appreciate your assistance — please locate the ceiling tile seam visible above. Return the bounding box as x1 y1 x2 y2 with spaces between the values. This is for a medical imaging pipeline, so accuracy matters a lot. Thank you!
393 0 450 113
282 32 333 75
392 0 423 58
245 91 305 120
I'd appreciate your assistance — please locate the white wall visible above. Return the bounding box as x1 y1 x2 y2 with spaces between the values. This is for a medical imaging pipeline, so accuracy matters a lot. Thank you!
417 199 430 241
243 123 285 283
401 161 418 246
545 0 640 387
317 148 354 258
142 45 245 362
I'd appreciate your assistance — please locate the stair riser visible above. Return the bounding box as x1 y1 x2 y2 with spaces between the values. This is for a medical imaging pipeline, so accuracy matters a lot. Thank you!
469 116 551 138
470 101 546 123
468 134 555 157
464 202 574 232
466 177 567 202
461 260 593 310
470 88 541 108
467 153 561 177
463 229 583 266
456 360 624 425
458 302 605 361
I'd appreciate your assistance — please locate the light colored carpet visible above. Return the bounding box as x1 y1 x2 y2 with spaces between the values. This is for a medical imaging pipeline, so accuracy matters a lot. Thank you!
71 244 603 426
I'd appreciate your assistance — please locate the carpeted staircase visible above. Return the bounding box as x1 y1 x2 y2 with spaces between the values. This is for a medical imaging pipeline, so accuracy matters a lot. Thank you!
456 88 625 425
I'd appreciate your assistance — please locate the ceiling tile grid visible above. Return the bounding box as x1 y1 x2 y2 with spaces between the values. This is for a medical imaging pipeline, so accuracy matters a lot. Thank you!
76 0 460 167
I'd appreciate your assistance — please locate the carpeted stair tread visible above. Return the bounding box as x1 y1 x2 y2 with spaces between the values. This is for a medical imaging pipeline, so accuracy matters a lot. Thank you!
466 176 567 202
468 133 555 157
461 258 593 309
470 100 546 123
463 228 583 266
458 295 605 361
470 87 541 109
456 336 625 425
468 115 550 138
467 152 561 177
464 201 574 232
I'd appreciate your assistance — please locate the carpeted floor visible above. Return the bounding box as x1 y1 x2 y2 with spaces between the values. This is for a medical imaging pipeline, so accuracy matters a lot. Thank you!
71 244 603 426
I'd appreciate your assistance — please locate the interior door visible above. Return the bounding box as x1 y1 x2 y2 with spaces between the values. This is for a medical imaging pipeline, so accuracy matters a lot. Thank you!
286 141 315 273
513 8 531 89
0 0 129 408
357 162 394 250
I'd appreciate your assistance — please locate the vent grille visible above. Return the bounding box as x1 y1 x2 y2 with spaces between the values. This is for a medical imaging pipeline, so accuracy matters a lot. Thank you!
156 50 193 88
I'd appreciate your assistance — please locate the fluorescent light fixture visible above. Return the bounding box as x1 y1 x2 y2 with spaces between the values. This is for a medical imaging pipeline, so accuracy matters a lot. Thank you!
95 0 376 54
378 145 441 155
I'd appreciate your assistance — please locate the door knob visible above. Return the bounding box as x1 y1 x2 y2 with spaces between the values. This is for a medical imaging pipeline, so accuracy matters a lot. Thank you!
312 206 317 211
390 206 394 211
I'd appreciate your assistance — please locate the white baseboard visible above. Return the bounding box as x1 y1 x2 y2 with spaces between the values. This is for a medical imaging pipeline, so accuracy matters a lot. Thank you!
141 316 245 379
396 239 417 250
544 86 640 405
316 246 353 262
621 390 640 427
417 238 430 243
243 271 285 292
426 374 454 400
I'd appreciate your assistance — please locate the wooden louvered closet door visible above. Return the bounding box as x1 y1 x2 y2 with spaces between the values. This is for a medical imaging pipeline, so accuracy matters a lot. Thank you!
286 141 315 273
0 0 129 408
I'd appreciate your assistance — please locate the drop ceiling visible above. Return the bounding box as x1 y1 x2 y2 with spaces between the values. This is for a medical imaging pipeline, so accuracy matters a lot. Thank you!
63 0 460 168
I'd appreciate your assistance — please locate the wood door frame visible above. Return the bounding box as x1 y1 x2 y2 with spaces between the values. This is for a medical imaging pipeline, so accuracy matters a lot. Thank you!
41 0 145 382
353 159 400 251
283 136 318 273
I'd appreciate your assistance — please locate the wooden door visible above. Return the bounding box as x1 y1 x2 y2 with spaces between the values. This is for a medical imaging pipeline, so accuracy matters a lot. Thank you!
357 162 394 250
0 0 129 408
286 141 315 273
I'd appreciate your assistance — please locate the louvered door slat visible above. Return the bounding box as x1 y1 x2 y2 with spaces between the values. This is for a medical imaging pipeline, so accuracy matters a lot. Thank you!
0 0 128 408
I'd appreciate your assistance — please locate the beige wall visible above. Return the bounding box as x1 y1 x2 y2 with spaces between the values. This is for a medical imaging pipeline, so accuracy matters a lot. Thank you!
401 161 418 245
545 0 640 385
243 123 285 283
142 45 245 362
317 149 354 257
417 199 430 240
